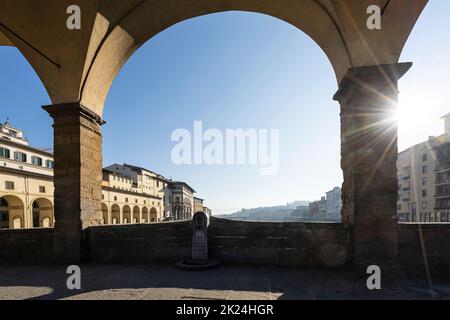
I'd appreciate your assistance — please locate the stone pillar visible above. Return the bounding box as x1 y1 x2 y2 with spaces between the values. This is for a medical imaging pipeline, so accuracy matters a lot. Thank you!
334 63 411 270
43 103 105 263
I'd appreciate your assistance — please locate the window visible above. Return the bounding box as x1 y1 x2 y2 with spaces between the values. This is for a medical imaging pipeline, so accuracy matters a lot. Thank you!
422 190 427 197
422 153 427 162
14 151 27 162
5 181 14 190
45 160 54 169
135 199 138 204
125 198 128 203
114 196 117 201
422 166 428 174
422 177 428 186
397 204 402 211
144 200 146 205
0 147 10 159
31 156 43 166
102 194 105 200
411 202 417 213
421 201 427 210
39 186 46 193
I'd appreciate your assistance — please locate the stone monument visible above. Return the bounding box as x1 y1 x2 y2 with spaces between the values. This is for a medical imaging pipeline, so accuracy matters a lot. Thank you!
176 211 219 270
192 211 208 261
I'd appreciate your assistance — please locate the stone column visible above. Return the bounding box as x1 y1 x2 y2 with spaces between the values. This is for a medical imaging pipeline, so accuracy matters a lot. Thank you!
43 102 105 263
334 63 411 270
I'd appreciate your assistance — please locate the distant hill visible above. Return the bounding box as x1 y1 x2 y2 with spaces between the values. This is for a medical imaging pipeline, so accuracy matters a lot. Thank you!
216 201 311 222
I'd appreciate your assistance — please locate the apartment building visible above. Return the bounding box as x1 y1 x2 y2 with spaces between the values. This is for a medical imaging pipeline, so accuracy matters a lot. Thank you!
326 187 342 219
309 187 342 221
397 114 450 222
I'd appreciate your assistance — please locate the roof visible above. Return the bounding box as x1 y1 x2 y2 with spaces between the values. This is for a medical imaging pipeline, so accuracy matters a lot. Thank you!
123 163 168 181
171 181 196 193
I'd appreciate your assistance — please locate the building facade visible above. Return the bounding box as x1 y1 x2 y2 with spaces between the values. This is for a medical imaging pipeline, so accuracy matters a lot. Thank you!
397 114 450 223
0 122 54 229
0 123 209 229
194 197 212 217
170 181 195 220
308 196 327 217
326 187 342 219
309 187 342 221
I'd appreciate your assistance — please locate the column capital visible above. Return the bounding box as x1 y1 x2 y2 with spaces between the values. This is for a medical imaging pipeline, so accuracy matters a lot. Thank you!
333 62 412 102
42 102 106 126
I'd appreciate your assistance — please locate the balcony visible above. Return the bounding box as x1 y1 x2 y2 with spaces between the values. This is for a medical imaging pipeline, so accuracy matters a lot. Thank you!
436 161 450 172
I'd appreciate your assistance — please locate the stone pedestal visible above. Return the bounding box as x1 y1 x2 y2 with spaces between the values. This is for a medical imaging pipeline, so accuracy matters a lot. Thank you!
43 103 104 264
334 63 411 270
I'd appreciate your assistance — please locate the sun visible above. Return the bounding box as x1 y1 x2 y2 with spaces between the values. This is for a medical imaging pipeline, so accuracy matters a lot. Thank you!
396 92 427 130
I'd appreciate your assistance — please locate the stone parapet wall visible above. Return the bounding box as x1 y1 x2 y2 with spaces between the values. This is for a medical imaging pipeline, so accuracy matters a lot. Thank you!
209 218 350 267
87 221 192 264
87 218 351 267
398 224 450 276
0 228 54 264
1 222 450 273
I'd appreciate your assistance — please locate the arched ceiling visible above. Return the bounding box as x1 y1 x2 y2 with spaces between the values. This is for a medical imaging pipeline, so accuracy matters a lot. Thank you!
0 0 428 116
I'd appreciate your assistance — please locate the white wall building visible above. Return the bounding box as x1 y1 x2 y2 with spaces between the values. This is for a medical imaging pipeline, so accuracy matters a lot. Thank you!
326 187 342 219
397 114 450 222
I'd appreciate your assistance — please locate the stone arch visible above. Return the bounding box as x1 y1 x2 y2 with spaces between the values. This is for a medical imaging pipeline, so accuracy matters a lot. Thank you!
150 207 158 223
0 195 24 229
31 197 54 228
122 205 131 224
81 3 354 115
133 206 140 224
111 204 120 225
173 205 182 221
142 207 149 223
0 2 427 115
101 203 109 225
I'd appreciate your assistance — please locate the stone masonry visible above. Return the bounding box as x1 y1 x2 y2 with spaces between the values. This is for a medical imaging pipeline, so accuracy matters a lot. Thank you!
334 63 412 270
43 103 104 264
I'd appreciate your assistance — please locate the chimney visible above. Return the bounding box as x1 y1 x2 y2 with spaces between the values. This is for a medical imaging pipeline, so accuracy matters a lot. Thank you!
442 113 450 134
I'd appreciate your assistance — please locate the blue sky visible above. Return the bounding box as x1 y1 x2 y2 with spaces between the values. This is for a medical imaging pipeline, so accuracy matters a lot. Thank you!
1 2 449 214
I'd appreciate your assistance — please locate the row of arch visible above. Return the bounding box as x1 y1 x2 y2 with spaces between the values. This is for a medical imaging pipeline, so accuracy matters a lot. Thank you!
173 204 193 221
0 195 54 229
102 203 158 225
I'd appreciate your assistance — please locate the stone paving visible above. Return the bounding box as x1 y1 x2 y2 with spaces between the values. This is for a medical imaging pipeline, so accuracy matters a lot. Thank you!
0 264 449 300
